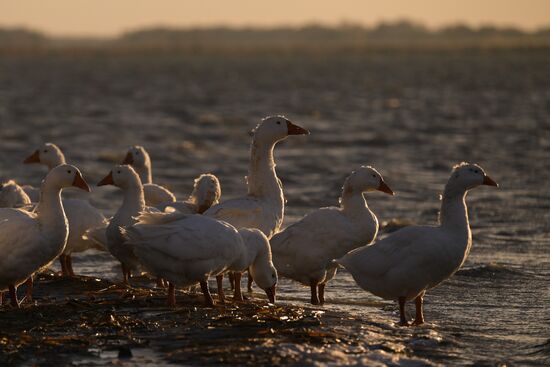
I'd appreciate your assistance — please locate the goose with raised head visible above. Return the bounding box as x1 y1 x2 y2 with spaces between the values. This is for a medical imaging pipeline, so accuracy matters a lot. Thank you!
122 146 176 207
158 173 221 214
23 143 107 276
204 116 308 295
0 180 32 208
123 212 278 307
0 164 90 307
271 166 394 305
97 165 159 283
337 163 498 326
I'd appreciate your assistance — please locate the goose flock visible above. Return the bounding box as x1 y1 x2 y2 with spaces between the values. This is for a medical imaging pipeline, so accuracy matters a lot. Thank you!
0 115 498 326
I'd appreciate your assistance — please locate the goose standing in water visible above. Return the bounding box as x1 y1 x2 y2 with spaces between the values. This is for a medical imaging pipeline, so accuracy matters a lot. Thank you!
97 165 159 284
337 163 498 326
23 143 106 276
123 212 277 307
122 146 176 207
271 166 394 305
0 165 90 307
204 116 308 297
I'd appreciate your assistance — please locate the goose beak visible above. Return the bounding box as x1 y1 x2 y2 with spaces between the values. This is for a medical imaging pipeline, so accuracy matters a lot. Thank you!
97 171 114 186
265 285 276 303
73 172 91 192
286 121 309 135
122 152 133 165
377 180 394 195
483 175 498 187
24 150 40 164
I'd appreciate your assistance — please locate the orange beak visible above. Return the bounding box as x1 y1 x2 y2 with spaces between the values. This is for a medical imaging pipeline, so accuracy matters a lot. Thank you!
483 175 498 187
265 285 276 303
23 150 40 164
122 152 133 165
72 172 91 192
377 180 394 195
286 121 309 135
97 171 114 186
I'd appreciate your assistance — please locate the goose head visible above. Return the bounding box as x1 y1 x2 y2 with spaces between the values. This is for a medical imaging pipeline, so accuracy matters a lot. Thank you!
239 228 278 303
122 145 150 170
97 165 142 190
190 173 222 213
445 162 498 196
24 143 66 169
343 166 394 196
45 164 90 192
251 116 309 145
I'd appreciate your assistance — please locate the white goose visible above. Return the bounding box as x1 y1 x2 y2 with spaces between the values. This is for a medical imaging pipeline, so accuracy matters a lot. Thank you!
158 173 221 214
122 146 176 207
0 180 32 208
23 143 107 276
271 166 394 305
0 164 90 307
205 116 308 292
337 163 498 326
205 116 308 237
97 165 159 283
123 211 278 307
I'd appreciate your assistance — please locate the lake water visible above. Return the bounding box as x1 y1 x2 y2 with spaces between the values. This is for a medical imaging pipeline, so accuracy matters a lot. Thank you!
0 49 548 366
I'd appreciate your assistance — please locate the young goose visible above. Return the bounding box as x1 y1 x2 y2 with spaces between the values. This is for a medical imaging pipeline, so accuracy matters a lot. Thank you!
0 164 90 307
98 165 159 283
271 166 394 305
23 143 106 276
122 146 176 207
158 173 221 214
123 212 278 307
337 163 498 326
0 180 32 208
204 116 308 297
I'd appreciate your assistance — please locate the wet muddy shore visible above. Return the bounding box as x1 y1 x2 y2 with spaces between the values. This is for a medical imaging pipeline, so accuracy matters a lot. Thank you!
0 272 434 366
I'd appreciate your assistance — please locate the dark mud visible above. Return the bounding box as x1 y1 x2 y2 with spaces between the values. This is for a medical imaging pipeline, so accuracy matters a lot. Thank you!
0 272 432 366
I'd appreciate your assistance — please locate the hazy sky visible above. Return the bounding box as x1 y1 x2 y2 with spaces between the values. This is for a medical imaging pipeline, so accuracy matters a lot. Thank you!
1 0 549 37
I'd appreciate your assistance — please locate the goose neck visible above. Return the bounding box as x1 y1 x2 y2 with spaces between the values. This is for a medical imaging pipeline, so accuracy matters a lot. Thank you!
35 184 66 228
247 139 281 200
119 185 146 216
439 190 470 231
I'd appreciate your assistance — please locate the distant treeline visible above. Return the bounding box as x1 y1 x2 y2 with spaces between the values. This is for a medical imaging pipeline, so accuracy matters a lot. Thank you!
2 20 550 52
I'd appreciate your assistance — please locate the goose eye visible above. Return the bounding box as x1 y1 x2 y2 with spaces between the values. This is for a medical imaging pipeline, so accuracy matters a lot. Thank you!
44 150 48 153
67 170 71 174
474 170 479 174
117 170 121 174
372 174 376 178
276 121 281 125
135 151 139 155
272 273 276 278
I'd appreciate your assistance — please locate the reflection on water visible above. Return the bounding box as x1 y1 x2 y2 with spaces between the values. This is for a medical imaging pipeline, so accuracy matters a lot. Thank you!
0 49 548 366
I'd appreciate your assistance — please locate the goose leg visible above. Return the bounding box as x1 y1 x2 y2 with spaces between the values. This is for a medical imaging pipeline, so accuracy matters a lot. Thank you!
310 280 320 305
216 275 225 304
59 254 68 276
9 285 19 308
247 269 254 292
412 294 425 325
200 280 214 306
22 277 33 303
318 283 326 305
228 272 235 290
1 292 5 305
121 264 129 285
167 282 176 308
398 297 409 326
233 272 244 301
66 255 75 277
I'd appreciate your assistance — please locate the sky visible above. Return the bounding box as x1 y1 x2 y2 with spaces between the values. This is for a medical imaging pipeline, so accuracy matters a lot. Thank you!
1 0 549 37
